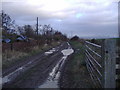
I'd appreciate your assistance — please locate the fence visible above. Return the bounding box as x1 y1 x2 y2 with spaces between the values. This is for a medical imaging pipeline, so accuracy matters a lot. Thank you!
116 39 120 88
85 39 120 88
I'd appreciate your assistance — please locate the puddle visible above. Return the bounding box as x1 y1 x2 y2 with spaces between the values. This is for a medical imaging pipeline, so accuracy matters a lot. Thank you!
38 43 74 88
67 42 70 46
2 59 35 85
38 58 63 88
61 49 74 56
2 66 25 85
1 76 10 84
44 48 56 55
44 51 53 55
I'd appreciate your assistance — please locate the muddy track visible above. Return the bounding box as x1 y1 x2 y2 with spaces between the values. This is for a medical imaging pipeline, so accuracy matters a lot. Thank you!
3 42 70 88
3 43 64 76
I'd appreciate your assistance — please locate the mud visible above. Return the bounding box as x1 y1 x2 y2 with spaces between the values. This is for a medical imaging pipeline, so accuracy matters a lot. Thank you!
2 42 71 88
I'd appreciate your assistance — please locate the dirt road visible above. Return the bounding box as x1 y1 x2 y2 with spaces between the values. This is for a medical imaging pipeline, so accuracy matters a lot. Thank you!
2 42 73 88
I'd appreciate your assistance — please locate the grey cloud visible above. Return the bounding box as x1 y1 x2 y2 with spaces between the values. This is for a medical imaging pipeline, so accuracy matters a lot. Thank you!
2 0 119 38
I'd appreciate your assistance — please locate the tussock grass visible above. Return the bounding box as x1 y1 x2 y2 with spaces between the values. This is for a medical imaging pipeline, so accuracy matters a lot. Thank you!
3 50 28 61
2 50 28 69
67 41 93 88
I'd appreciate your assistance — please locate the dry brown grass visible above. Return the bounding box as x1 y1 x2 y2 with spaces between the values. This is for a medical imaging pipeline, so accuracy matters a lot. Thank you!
3 50 28 62
2 41 61 70
2 50 28 69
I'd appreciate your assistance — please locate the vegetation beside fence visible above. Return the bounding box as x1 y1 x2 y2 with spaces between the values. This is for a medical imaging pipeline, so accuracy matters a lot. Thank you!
60 40 93 88
85 39 103 88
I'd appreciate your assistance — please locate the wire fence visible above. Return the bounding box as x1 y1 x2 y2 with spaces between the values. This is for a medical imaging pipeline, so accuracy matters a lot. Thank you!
116 39 120 88
85 39 120 88
85 40 103 88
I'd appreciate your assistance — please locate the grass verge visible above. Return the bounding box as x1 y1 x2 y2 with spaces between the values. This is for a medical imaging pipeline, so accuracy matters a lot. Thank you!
2 41 61 70
60 40 93 88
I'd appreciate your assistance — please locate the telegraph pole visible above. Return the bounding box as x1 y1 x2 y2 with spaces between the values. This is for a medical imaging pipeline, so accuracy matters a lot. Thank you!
36 17 39 45
36 17 38 35
118 1 120 38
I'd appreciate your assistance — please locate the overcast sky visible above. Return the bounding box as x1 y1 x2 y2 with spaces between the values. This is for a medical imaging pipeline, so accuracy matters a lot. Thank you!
1 0 119 38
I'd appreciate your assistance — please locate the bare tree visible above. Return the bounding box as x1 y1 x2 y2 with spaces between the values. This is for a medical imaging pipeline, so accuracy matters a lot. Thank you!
1 10 15 34
23 25 35 38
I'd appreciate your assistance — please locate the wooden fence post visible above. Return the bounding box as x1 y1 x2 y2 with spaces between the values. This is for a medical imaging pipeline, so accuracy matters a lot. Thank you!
104 39 116 88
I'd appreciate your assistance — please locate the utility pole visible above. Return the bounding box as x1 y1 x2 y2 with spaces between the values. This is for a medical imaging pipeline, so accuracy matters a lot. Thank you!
36 17 38 35
36 17 39 45
118 1 120 37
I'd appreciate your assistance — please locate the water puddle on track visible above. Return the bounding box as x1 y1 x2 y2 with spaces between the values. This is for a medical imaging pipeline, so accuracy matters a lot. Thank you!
1 65 25 85
44 48 56 55
38 42 74 88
